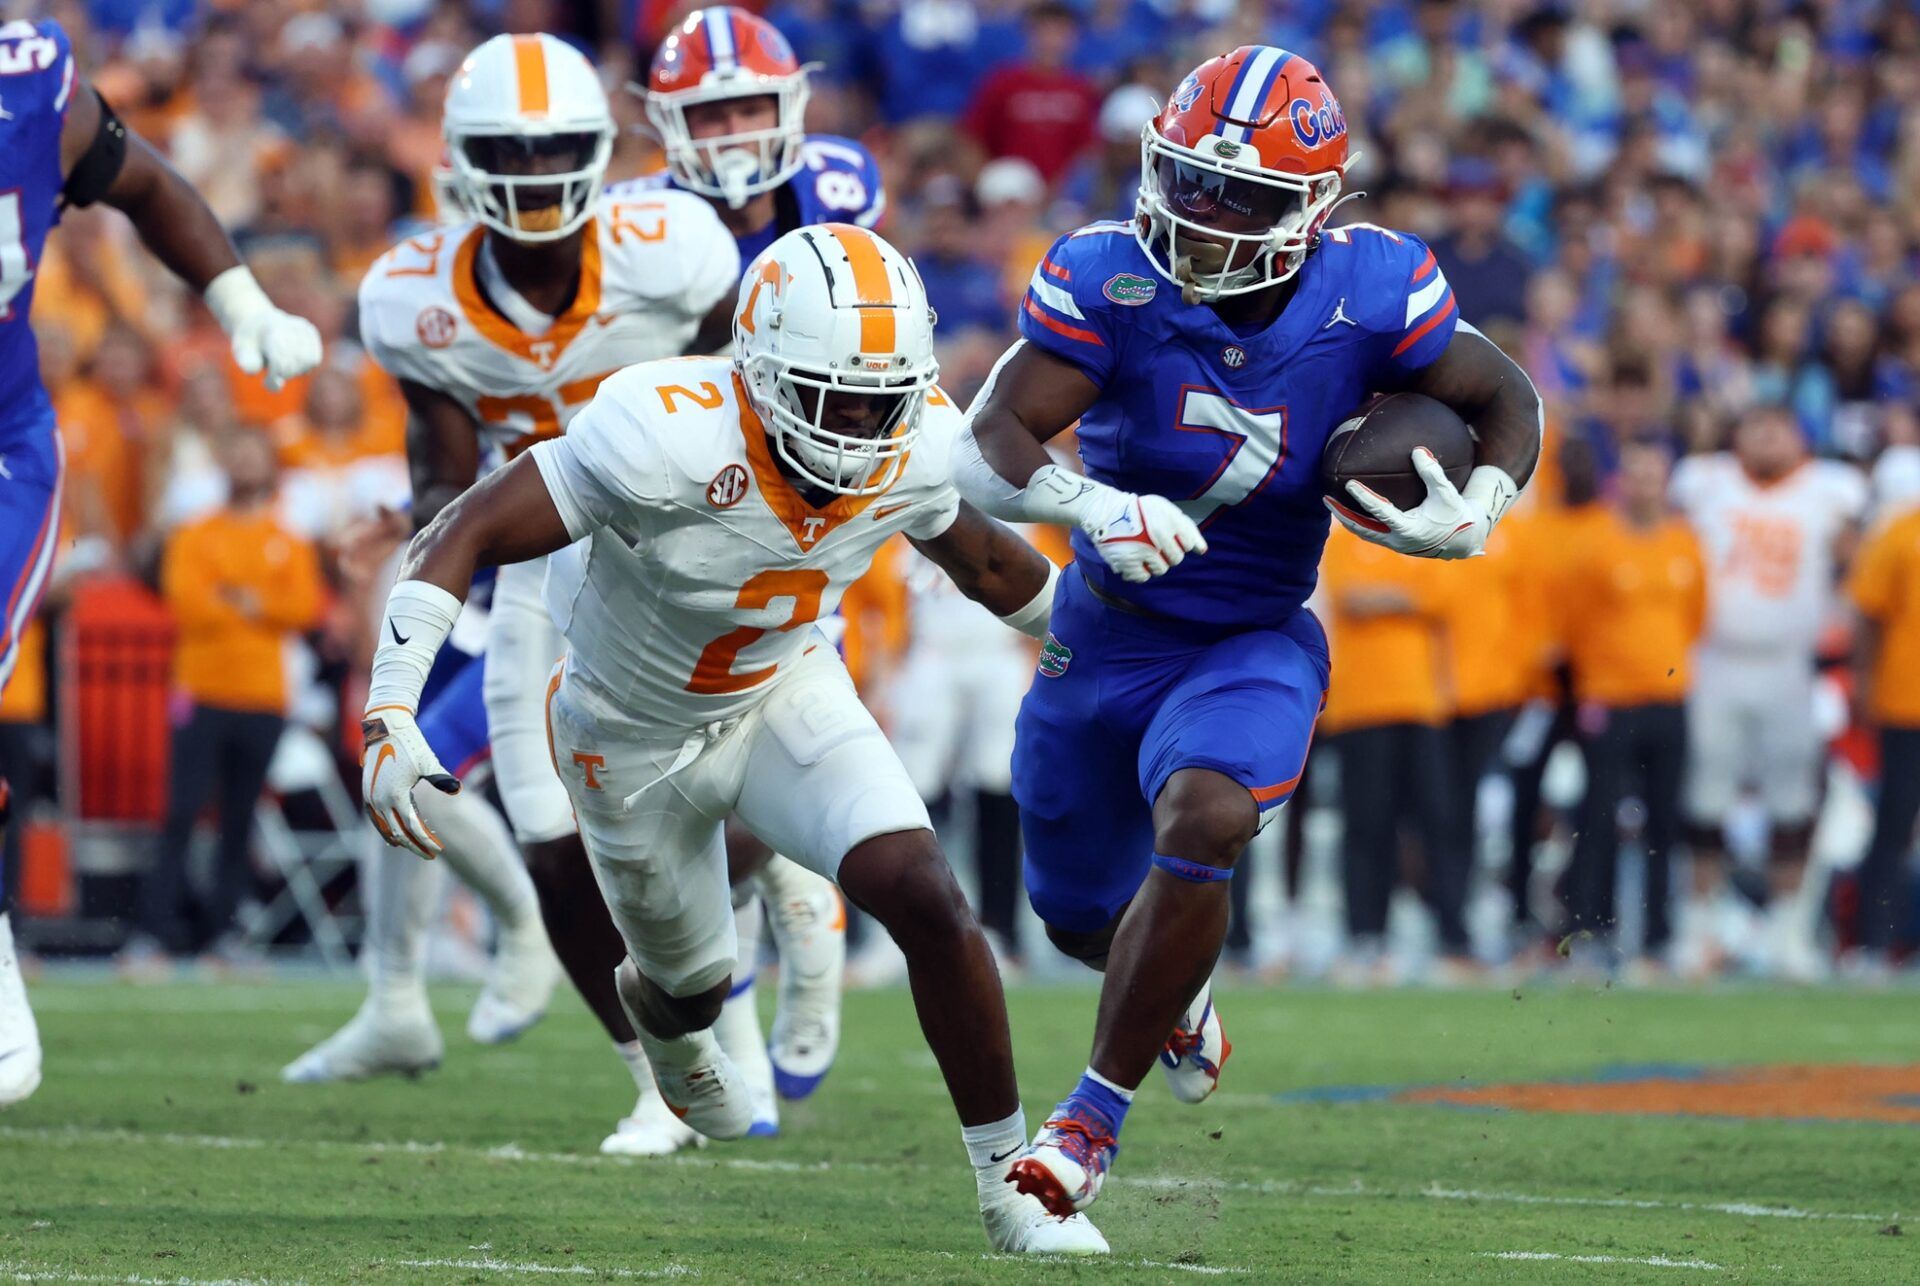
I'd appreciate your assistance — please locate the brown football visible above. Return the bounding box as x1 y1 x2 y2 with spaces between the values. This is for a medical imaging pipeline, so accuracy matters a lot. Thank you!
1321 392 1474 520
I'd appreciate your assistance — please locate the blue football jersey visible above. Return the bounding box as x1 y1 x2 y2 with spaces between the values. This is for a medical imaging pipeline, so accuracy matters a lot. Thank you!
612 133 885 275
1019 220 1459 629
0 19 76 442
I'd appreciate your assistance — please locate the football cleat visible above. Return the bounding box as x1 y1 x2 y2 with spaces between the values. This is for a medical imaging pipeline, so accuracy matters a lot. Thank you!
1159 978 1230 1104
712 978 780 1137
601 1085 706 1157
0 913 42 1108
635 1028 755 1141
978 1167 1110 1255
466 919 563 1046
762 873 845 1100
1005 1100 1120 1217
281 995 442 1084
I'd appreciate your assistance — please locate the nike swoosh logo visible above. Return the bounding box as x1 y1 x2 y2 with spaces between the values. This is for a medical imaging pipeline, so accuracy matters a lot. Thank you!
389 619 411 646
989 1145 1021 1164
370 742 397 795
872 502 913 521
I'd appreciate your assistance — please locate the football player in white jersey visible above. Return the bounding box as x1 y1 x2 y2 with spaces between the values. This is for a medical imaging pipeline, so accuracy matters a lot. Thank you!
285 35 748 1152
356 222 1106 1255
1670 404 1867 978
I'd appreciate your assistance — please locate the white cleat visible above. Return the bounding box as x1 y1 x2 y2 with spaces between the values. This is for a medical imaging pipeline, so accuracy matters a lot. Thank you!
1159 977 1231 1105
635 1028 754 1141
0 913 42 1108
979 1168 1109 1255
281 995 443 1084
466 920 563 1045
762 875 845 1100
601 1085 706 1156
713 979 781 1137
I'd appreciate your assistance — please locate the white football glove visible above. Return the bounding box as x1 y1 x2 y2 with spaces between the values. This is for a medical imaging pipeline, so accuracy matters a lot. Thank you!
1327 452 1518 561
360 705 460 860
204 265 324 392
1077 487 1209 584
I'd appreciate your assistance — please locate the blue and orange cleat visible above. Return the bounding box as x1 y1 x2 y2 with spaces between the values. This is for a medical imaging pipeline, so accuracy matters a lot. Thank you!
1005 1098 1120 1217
1159 978 1231 1104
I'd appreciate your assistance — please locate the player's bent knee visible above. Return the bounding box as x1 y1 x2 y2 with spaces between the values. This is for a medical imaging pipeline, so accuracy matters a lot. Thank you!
838 829 971 937
1151 768 1258 868
1042 914 1121 969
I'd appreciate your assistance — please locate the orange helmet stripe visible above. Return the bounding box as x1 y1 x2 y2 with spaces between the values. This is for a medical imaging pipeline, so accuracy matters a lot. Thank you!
827 224 896 354
513 34 550 116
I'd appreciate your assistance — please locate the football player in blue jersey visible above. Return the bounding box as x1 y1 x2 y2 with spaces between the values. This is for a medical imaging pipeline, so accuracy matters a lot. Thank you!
955 46 1544 1216
0 18 322 1107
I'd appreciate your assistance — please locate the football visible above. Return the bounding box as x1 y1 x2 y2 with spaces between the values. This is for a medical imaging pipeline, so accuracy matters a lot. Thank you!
1321 392 1475 518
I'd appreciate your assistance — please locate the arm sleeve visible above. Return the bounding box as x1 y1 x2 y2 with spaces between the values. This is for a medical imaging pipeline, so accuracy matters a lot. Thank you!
1359 230 1459 382
528 376 670 541
1015 232 1120 385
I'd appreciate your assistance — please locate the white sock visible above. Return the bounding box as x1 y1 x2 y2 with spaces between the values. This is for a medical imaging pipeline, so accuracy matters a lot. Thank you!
415 787 541 933
616 1039 653 1095
1084 1067 1135 1102
962 1107 1027 1172
363 842 443 1009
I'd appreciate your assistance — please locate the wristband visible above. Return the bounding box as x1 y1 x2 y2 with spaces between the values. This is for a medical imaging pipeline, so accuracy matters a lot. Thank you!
998 561 1061 640
366 580 463 712
203 265 274 338
1463 465 1519 529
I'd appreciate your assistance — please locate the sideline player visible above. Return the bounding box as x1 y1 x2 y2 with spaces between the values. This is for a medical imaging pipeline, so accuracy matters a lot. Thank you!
956 47 1543 1214
282 35 742 1153
1670 405 1865 979
0 18 322 1108
357 222 1106 1255
611 5 891 1120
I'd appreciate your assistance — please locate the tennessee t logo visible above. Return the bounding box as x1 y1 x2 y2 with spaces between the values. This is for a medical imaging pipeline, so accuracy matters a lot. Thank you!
572 752 607 790
801 515 827 543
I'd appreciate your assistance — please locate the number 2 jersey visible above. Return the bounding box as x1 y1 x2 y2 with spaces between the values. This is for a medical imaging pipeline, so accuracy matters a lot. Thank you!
608 134 885 268
1018 220 1459 630
357 192 739 473
531 355 961 730
0 19 77 448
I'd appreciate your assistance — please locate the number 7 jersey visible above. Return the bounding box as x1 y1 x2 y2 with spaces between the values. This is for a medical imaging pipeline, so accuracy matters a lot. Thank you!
357 192 739 471
1018 220 1458 629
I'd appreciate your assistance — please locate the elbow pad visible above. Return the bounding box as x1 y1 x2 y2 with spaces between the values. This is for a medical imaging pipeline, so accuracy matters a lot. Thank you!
62 90 128 209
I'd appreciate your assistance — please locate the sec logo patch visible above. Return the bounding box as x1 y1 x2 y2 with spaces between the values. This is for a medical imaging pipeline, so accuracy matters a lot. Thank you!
416 307 457 349
1221 345 1247 368
707 464 749 509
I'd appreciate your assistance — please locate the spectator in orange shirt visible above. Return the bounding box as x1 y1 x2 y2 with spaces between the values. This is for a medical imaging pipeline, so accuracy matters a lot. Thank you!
1557 440 1707 969
1846 506 1920 965
128 432 325 967
1319 527 1472 976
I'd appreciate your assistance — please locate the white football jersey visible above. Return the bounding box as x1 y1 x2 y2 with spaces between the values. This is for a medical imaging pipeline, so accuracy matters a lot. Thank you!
531 356 963 729
357 192 739 472
1670 453 1868 652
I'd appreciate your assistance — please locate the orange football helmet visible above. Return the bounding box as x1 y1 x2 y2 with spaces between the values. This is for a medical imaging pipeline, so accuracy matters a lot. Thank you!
1138 46 1352 301
646 6 812 209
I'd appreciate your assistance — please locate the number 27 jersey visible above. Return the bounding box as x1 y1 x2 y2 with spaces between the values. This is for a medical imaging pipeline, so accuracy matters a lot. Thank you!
1019 221 1459 630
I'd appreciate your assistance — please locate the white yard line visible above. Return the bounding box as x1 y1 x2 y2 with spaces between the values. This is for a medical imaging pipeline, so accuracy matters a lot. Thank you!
396 1259 693 1279
4 1123 1899 1228
2 1265 281 1286
1481 1250 1725 1270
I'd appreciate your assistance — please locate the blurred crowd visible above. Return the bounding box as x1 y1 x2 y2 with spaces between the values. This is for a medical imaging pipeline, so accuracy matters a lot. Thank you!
5 0 1920 981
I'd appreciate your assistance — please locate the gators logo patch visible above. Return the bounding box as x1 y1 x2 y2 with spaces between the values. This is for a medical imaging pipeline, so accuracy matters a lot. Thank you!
1102 273 1157 306
1037 634 1073 679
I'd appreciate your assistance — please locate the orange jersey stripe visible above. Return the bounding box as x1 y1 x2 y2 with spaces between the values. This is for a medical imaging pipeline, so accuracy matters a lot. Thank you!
513 35 550 116
828 224 896 353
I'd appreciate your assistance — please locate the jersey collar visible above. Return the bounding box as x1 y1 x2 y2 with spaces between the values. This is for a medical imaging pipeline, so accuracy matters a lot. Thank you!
733 372 905 552
452 223 604 368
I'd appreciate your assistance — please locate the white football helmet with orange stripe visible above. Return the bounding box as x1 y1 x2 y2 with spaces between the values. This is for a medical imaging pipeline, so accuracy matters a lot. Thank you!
733 223 937 497
646 6 812 208
444 33 616 243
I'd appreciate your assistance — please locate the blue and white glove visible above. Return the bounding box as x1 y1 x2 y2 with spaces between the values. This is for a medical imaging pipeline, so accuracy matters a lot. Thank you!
1027 465 1208 584
1328 451 1518 560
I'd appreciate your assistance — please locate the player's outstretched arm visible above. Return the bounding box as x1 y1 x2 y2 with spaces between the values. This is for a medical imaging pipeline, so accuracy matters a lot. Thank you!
60 82 322 389
360 457 574 857
955 341 1206 584
910 502 1060 639
1332 325 1543 560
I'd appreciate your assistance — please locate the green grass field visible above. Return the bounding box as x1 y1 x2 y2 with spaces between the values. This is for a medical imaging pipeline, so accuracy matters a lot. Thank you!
2 978 1914 1283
